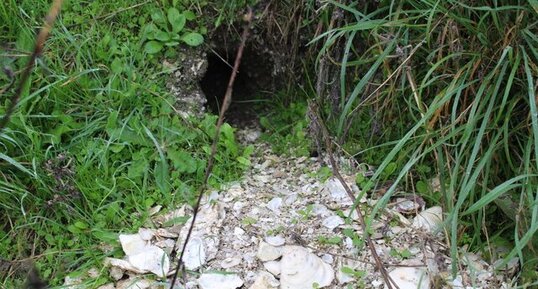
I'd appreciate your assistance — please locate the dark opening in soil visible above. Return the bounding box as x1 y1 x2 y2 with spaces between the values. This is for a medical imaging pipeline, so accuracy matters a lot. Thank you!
200 47 274 127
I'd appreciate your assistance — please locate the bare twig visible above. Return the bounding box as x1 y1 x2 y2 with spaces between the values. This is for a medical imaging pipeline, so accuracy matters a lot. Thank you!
0 0 63 133
309 101 399 289
169 7 254 289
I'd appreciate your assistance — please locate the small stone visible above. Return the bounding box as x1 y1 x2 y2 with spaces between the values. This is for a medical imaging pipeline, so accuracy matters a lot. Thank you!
249 271 279 289
87 267 99 278
254 175 270 183
138 228 155 241
116 278 153 289
257 241 283 261
183 237 206 270
198 273 243 289
280 246 334 289
322 215 345 230
263 261 281 276
156 228 178 238
109 266 124 281
325 178 352 205
221 257 242 269
266 197 283 214
265 235 285 246
372 279 383 287
119 234 147 256
386 267 429 289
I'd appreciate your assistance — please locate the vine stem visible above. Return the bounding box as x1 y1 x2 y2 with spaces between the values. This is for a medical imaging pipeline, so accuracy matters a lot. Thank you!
0 0 64 133
310 101 400 289
169 7 253 289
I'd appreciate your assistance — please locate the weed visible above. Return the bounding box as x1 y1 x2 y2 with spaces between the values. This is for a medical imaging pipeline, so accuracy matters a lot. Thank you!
317 235 342 245
314 0 538 282
0 0 249 286
259 100 311 156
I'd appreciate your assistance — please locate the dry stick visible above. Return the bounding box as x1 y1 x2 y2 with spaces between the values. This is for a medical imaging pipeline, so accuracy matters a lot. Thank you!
0 0 63 133
168 8 254 289
311 103 399 289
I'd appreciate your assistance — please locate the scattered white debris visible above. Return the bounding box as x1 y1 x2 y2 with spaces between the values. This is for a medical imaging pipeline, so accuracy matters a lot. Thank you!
249 271 279 289
322 215 345 230
266 197 283 214
70 129 514 289
220 257 242 269
116 278 154 289
386 267 429 289
197 273 243 289
265 235 286 246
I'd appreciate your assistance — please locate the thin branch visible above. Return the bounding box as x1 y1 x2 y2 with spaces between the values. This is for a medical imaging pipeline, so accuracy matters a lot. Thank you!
309 101 400 289
169 7 254 289
0 0 64 133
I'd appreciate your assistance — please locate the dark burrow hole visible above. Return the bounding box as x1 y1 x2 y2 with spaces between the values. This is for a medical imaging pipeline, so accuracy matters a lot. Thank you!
200 47 275 127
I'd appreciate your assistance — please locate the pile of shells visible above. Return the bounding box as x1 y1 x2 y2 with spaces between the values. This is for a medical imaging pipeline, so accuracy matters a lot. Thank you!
65 127 518 289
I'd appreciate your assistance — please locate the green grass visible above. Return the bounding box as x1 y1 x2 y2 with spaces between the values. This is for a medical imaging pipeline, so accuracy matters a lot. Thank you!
3 0 538 287
313 0 538 283
0 1 250 287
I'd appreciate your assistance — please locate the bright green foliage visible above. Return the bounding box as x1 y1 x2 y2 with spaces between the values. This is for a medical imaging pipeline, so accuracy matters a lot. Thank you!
141 7 204 55
260 101 311 156
0 0 247 286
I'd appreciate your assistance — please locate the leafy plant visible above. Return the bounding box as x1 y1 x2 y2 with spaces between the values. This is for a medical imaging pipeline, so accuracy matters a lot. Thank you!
317 235 343 245
141 7 204 55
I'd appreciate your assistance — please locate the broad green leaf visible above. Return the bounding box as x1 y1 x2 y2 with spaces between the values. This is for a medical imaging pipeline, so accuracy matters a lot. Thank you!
183 10 196 20
237 156 250 166
143 23 158 39
181 32 204 46
168 149 197 173
155 30 170 42
416 180 429 194
164 41 180 47
168 8 186 33
74 221 88 229
110 58 123 74
151 9 166 25
144 125 170 194
128 155 149 179
144 41 163 54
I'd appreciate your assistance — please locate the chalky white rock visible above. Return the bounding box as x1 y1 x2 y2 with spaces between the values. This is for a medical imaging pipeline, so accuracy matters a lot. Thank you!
197 273 244 289
386 267 429 289
257 241 283 261
280 246 334 289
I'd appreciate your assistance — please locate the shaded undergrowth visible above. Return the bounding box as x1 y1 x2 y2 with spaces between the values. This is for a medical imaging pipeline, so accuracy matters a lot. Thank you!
312 0 538 284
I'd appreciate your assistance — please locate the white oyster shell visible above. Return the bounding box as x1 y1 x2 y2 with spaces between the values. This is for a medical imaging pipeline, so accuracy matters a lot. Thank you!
257 241 283 261
183 237 206 270
412 206 443 233
249 271 279 289
197 273 244 289
280 246 334 289
386 267 429 289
